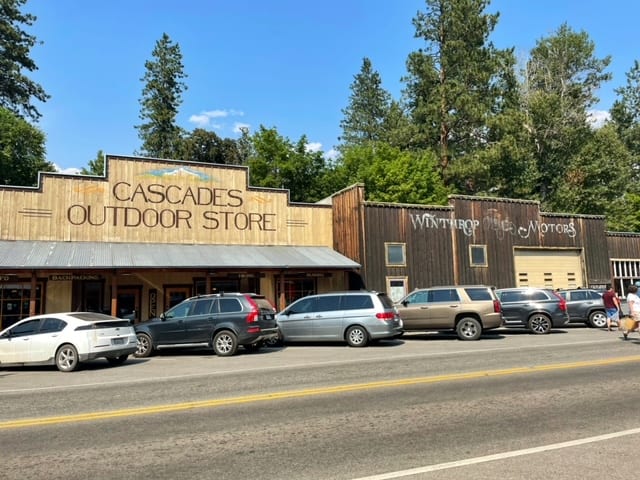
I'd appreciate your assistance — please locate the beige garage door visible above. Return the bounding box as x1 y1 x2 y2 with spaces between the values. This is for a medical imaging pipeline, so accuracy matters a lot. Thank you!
514 249 583 289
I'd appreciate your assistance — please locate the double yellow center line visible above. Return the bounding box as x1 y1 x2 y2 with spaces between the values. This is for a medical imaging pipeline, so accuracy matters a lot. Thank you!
2 355 640 430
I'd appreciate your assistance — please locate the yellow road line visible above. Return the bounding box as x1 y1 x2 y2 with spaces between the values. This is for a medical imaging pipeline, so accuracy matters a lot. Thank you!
2 355 640 430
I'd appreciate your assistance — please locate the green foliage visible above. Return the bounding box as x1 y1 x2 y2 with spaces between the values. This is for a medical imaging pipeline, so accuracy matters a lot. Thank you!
338 143 450 204
0 107 54 186
553 124 631 221
339 58 393 148
404 0 516 184
0 0 49 121
81 150 105 176
609 193 640 232
611 60 640 173
136 33 187 159
246 126 333 203
523 23 612 208
179 129 241 165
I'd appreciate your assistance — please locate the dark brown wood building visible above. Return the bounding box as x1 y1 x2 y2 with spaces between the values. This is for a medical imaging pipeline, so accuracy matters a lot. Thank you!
331 184 635 302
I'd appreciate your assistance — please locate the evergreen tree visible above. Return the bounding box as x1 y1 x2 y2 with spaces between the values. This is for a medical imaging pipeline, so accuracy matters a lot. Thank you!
403 0 515 187
136 33 187 159
81 150 105 176
610 60 640 172
0 0 49 121
0 107 54 186
339 58 392 148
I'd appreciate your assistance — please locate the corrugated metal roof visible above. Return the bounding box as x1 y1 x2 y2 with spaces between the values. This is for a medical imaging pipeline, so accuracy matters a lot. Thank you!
0 241 360 270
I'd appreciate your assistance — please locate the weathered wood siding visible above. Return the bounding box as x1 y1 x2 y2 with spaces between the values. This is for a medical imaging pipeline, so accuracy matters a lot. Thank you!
0 156 333 247
331 185 365 266
607 232 640 258
361 202 455 292
351 194 614 291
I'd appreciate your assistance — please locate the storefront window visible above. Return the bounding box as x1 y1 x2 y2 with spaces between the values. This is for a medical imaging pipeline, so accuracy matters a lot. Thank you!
0 282 43 329
275 277 316 307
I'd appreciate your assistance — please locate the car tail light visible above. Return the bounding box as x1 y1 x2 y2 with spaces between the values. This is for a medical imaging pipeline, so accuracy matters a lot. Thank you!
376 312 395 321
245 296 259 324
552 291 567 312
493 300 501 313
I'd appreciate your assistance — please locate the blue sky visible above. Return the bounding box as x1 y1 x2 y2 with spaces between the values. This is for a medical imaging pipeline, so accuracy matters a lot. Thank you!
25 0 639 173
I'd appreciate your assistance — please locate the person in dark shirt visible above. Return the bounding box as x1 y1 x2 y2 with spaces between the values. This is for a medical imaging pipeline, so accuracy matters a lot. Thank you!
602 284 621 331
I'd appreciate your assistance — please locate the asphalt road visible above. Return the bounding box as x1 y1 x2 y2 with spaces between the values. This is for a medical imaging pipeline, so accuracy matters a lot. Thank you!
1 325 640 480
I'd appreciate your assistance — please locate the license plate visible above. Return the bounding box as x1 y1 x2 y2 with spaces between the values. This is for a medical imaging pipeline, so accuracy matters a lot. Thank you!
112 338 124 345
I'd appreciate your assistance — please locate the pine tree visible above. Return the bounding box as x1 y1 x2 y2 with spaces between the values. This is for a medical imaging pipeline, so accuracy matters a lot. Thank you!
339 58 392 148
136 33 187 159
0 0 49 121
403 0 515 185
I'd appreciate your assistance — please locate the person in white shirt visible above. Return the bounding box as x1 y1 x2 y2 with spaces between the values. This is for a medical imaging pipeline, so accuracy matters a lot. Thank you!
623 285 640 338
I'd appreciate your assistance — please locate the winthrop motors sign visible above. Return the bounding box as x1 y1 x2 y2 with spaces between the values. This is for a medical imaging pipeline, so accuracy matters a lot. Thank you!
1 157 332 246
410 212 577 239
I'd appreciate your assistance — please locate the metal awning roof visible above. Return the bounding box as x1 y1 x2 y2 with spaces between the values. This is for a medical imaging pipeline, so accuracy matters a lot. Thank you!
0 241 360 270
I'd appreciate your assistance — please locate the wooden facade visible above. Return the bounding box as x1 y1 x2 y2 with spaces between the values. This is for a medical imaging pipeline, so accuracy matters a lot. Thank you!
331 185 619 300
2 156 640 328
0 156 359 328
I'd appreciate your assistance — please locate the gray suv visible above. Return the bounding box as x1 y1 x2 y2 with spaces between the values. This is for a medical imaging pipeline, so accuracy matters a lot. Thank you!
495 287 570 334
395 285 503 340
276 291 403 347
134 293 278 357
556 289 606 328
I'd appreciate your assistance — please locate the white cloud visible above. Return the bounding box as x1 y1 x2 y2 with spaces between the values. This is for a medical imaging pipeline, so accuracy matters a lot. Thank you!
189 109 245 128
188 114 211 127
306 142 323 153
325 149 340 161
588 110 610 128
53 164 81 175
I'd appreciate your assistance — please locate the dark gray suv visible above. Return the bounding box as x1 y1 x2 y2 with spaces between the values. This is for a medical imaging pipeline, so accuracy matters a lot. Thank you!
495 287 569 334
555 289 606 328
134 293 278 357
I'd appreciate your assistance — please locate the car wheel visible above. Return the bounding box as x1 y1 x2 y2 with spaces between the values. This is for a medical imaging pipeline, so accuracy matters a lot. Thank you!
244 340 264 353
589 311 607 328
135 333 153 358
264 330 283 347
528 313 552 334
346 325 368 347
56 344 79 372
106 354 128 366
456 317 482 340
213 330 238 356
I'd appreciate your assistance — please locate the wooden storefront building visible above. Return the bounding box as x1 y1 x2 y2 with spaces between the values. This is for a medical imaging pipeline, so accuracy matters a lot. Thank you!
3 156 640 328
331 184 639 302
0 155 360 329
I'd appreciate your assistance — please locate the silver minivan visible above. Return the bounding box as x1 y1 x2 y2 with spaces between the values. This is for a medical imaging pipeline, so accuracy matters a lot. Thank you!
276 291 404 347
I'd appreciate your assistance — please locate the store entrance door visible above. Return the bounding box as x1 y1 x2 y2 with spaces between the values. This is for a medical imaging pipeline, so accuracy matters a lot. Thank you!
164 286 191 312
117 287 141 322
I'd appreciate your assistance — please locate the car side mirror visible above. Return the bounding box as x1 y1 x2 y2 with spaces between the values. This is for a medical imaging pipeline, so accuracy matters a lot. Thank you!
160 313 166 321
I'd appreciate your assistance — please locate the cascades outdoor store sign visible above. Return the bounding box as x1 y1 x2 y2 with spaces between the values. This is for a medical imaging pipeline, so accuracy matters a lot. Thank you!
66 181 277 232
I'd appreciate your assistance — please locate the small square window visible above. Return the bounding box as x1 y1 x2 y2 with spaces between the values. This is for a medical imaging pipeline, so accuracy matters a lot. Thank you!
470 245 487 267
385 243 406 266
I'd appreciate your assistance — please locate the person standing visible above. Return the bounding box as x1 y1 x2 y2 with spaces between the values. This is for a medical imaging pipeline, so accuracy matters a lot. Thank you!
602 284 621 331
623 284 640 339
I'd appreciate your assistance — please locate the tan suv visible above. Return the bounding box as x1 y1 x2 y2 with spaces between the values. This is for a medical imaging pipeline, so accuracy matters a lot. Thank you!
395 285 503 340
